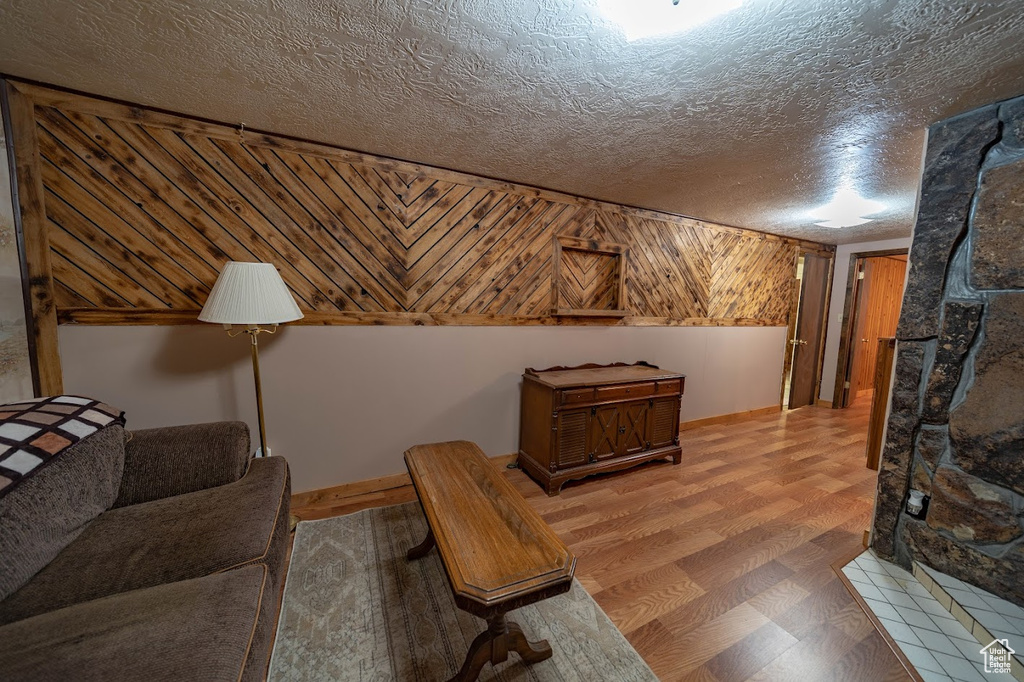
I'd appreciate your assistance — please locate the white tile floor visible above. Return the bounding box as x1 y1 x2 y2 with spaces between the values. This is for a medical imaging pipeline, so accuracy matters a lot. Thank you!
918 563 1024 656
842 550 1017 682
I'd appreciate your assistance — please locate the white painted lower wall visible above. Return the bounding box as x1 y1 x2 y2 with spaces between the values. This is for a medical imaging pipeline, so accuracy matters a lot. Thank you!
818 237 913 403
59 324 787 493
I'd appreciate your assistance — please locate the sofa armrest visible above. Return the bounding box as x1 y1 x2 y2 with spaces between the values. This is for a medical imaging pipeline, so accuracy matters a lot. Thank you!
113 421 252 507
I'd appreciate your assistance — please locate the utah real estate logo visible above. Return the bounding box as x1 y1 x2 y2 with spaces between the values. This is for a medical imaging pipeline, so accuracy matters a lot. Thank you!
980 638 1015 675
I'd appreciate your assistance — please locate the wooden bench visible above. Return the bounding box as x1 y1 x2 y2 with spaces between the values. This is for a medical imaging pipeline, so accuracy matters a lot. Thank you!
404 440 576 682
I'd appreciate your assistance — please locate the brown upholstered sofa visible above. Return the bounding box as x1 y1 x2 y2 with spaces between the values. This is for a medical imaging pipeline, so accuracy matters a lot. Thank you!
0 419 290 681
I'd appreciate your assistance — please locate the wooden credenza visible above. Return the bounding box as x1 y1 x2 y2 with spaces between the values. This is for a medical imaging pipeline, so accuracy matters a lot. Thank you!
518 362 685 495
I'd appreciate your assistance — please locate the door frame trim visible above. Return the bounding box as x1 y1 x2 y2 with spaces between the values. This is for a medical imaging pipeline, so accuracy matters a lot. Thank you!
831 248 909 408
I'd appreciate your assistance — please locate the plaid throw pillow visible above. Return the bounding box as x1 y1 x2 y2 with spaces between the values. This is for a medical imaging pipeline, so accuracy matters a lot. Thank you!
0 396 126 499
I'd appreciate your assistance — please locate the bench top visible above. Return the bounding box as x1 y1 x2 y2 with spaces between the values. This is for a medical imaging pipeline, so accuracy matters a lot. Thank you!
526 364 684 389
404 440 575 615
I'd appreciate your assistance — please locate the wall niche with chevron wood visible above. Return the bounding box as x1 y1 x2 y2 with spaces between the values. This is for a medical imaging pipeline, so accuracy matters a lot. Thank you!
551 236 628 317
5 80 831 349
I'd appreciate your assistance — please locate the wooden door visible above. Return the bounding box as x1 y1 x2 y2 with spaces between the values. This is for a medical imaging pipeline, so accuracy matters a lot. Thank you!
789 253 831 409
847 256 907 403
849 260 874 398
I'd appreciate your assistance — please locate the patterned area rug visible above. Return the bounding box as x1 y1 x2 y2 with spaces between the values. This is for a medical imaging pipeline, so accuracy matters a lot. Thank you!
269 502 658 681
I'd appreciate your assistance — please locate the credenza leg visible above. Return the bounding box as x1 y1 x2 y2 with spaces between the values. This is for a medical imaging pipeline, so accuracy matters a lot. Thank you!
406 528 436 560
448 613 552 682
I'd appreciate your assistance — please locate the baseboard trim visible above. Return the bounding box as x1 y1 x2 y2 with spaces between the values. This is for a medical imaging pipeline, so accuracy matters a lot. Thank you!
678 405 782 431
291 452 518 508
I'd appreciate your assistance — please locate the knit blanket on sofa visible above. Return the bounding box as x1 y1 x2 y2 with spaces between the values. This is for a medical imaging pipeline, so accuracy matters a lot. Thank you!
0 396 125 499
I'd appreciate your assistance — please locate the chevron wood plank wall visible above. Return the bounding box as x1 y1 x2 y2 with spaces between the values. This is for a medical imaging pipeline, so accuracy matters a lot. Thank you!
558 249 621 312
6 81 832 345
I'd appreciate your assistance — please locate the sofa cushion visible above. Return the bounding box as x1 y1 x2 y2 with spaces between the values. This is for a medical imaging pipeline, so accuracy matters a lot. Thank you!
0 565 269 682
0 457 288 625
114 421 252 507
0 424 126 602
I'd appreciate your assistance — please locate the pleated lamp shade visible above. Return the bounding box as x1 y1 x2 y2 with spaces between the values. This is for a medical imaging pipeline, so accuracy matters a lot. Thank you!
199 262 304 325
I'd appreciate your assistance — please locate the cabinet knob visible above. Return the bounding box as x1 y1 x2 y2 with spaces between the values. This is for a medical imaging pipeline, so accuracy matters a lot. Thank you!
618 426 626 434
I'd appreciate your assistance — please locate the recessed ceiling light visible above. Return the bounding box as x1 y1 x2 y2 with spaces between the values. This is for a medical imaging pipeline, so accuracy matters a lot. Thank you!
596 0 745 41
810 188 885 229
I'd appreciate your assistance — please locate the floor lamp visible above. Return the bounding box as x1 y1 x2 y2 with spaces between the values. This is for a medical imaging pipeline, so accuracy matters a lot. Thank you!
198 261 303 459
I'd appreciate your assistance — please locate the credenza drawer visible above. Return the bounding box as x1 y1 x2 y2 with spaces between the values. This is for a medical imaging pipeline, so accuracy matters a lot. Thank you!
656 379 683 395
560 388 595 405
595 382 656 402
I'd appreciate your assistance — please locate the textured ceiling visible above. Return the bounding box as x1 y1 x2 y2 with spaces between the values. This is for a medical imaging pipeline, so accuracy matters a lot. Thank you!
2 0 1024 245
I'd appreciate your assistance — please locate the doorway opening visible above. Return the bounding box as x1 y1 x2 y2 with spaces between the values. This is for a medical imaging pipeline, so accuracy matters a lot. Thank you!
782 250 833 410
832 250 909 409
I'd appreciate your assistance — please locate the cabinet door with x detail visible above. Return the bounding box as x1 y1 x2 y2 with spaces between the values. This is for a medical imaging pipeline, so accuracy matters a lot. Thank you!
589 405 620 461
619 401 649 455
589 400 650 460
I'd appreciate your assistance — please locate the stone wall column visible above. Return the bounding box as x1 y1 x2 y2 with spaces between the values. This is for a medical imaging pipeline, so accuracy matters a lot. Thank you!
871 94 1024 608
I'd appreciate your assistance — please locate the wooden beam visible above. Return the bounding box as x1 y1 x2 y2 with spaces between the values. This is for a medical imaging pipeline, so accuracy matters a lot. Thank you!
57 308 790 327
4 80 62 395
551 309 630 318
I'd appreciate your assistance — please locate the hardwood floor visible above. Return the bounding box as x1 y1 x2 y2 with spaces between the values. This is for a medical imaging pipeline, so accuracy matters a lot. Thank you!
290 402 912 681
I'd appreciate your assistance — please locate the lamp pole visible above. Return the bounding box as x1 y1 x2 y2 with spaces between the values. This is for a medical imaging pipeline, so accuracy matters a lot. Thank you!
248 328 269 457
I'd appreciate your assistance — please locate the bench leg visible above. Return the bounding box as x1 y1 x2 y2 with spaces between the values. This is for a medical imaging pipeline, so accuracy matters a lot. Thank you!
448 613 552 682
407 528 436 560
507 620 552 663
